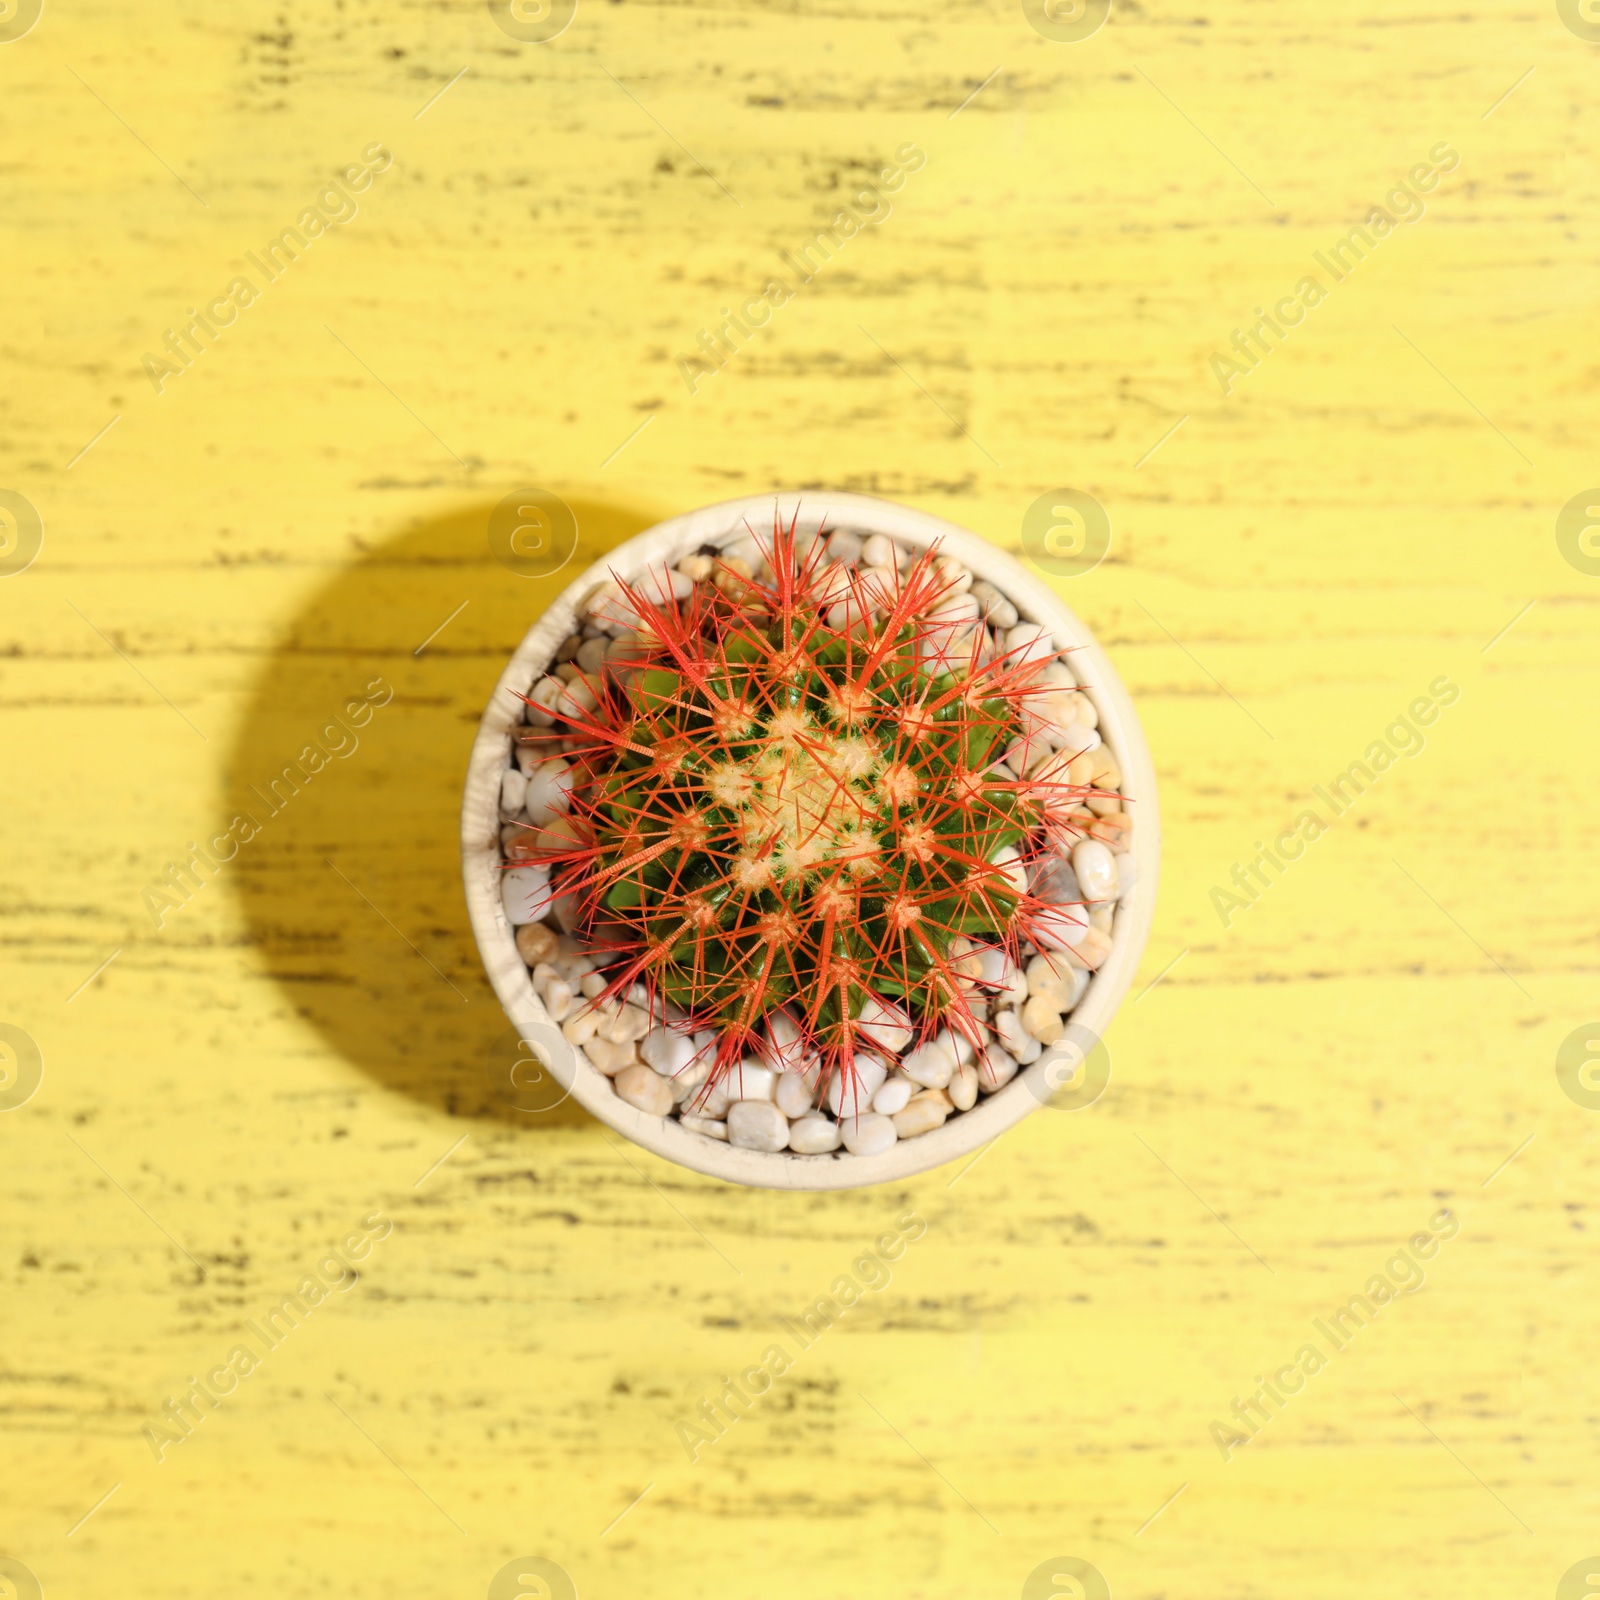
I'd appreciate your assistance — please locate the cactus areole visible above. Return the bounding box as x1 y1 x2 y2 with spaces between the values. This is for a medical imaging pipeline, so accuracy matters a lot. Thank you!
510 511 1110 1110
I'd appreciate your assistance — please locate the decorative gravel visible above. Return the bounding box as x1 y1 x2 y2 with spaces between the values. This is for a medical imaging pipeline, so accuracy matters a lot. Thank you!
497 521 1134 1157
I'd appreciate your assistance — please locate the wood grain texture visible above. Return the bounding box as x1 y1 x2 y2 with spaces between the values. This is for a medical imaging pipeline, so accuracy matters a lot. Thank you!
3 0 1598 1596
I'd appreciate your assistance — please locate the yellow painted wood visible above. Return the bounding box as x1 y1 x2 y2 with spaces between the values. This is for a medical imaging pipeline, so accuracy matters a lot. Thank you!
4 2 1598 1596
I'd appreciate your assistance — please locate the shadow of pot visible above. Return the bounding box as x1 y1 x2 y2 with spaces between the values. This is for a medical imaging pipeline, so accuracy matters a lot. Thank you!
223 490 663 1130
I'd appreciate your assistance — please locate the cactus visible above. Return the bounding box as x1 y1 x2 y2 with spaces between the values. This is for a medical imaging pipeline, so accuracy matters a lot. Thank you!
511 512 1106 1109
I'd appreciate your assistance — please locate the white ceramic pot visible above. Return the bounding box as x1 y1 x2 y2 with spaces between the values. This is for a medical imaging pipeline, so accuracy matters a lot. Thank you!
462 492 1160 1189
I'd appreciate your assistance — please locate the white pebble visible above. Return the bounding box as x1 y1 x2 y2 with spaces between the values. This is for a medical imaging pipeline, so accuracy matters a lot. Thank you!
523 758 574 825
1006 622 1056 669
551 946 593 982
856 994 913 1054
954 944 1006 993
1086 752 1122 814
919 624 978 677
839 1112 897 1156
764 1009 807 1073
1032 855 1080 904
928 591 980 626
995 1009 1043 1063
541 977 575 1022
1027 688 1080 735
852 566 897 615
827 1054 888 1117
727 1061 775 1102
585 1037 638 1076
500 766 529 816
901 1037 956 1089
892 1092 951 1139
826 596 861 631
560 1005 599 1046
976 1045 1020 1092
588 582 641 633
861 533 896 569
607 631 652 670
527 816 582 858
1072 926 1113 969
720 533 762 567
613 1063 673 1115
727 1100 789 1152
943 1027 976 1067
872 1076 914 1115
691 1027 718 1056
679 1114 728 1141
636 561 693 604
1022 993 1066 1043
990 844 1028 895
668 1061 711 1104
555 674 600 722
998 961 1028 1007
1072 838 1118 902
598 1003 651 1045
787 1113 842 1154
501 864 553 926
775 1070 817 1119
812 560 853 608
641 1026 694 1078
1034 902 1091 952
1003 735 1048 781
526 675 563 726
1027 952 1084 1010
950 1059 979 1111
826 530 863 566
1055 722 1101 760
516 923 559 968
692 1080 731 1119
970 580 1018 630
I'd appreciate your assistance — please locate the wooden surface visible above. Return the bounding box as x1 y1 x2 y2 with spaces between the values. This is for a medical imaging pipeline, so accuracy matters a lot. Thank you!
4 1 1598 1596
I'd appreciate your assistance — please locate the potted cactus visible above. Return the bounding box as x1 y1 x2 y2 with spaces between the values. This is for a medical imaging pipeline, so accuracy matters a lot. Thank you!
464 493 1157 1189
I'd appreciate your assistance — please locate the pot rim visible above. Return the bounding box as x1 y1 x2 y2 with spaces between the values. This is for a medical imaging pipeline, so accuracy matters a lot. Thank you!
461 491 1161 1190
